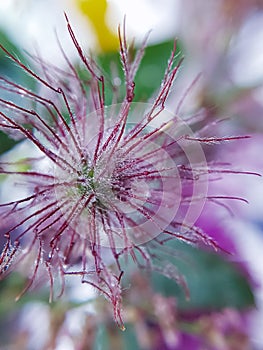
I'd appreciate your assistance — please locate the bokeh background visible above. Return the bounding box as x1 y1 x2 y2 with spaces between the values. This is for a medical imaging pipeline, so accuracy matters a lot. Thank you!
0 0 263 349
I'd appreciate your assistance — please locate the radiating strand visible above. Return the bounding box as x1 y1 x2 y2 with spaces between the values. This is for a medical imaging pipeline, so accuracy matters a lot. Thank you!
64 13 100 80
5 199 65 239
0 77 82 162
0 55 84 161
0 110 78 173
15 238 42 301
50 193 95 247
0 95 65 150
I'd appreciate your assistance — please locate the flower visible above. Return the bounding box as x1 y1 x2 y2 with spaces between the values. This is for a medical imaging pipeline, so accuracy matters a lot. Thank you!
0 14 254 328
76 0 119 52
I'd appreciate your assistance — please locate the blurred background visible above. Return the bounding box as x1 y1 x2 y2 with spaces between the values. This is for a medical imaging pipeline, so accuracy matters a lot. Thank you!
0 0 263 349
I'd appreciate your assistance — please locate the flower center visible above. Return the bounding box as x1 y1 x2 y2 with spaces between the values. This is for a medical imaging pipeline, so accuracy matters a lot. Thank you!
77 167 96 195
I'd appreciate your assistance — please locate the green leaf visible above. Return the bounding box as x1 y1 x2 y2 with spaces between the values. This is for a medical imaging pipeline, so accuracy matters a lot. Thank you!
0 30 36 154
0 30 34 85
122 324 141 350
134 40 181 101
96 40 182 105
0 273 50 316
0 131 19 155
92 323 140 350
93 324 109 350
151 241 255 311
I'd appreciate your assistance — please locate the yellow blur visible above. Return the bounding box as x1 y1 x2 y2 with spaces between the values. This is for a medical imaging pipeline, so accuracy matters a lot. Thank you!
76 0 119 52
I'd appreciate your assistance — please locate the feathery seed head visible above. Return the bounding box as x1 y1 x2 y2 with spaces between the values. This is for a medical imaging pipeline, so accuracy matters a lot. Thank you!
0 15 252 328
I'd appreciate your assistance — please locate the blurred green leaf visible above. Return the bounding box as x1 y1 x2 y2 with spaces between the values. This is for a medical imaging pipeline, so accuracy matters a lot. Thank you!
93 323 140 350
122 324 140 350
134 40 181 101
151 241 255 311
0 273 50 316
0 30 32 83
0 273 26 315
0 131 19 155
93 324 109 350
0 30 36 154
96 40 182 105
